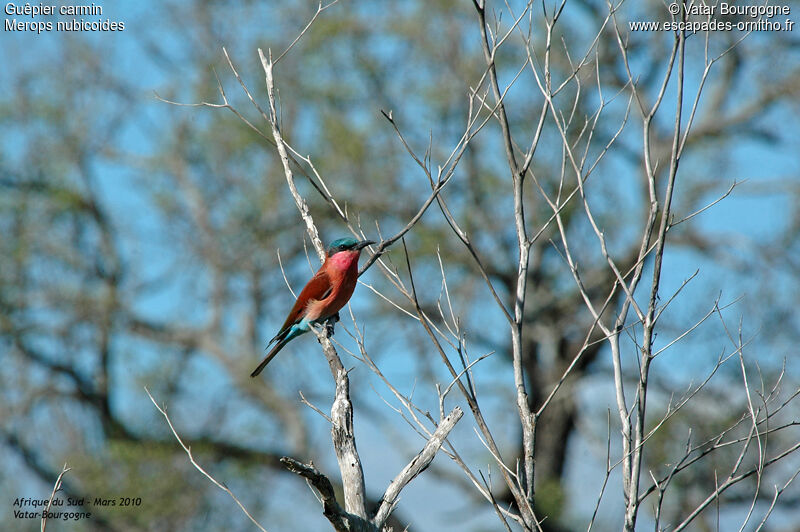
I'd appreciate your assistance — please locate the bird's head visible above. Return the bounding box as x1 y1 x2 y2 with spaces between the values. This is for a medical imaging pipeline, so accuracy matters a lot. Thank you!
326 237 375 257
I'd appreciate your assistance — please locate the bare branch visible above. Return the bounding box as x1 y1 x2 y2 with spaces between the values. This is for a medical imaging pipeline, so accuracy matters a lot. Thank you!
373 407 464 528
259 47 325 261
279 457 373 532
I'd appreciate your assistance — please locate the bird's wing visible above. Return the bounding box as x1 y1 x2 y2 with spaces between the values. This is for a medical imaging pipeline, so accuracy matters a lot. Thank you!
271 268 332 342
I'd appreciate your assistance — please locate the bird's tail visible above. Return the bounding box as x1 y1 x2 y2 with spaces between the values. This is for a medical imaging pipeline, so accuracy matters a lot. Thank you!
250 323 308 377
249 338 289 377
250 318 311 377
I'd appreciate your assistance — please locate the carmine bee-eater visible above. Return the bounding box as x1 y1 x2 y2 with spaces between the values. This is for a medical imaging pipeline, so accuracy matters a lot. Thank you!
250 237 375 377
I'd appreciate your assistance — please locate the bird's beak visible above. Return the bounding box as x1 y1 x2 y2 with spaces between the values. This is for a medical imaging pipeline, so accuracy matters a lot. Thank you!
355 240 375 250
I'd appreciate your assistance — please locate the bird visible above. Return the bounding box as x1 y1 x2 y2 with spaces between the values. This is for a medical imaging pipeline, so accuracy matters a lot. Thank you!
250 237 375 377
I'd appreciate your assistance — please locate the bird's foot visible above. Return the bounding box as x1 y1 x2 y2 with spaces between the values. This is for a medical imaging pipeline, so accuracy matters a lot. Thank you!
325 313 340 338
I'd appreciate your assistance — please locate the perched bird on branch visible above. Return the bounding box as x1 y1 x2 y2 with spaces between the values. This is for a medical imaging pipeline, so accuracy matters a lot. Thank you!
251 237 375 377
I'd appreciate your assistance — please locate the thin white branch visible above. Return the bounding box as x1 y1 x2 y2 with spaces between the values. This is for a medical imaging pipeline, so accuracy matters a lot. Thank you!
373 407 464 528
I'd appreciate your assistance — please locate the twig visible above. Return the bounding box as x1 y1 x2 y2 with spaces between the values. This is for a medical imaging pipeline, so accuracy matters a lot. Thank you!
40 463 70 532
273 1 341 65
145 387 268 532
